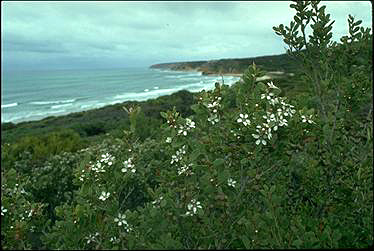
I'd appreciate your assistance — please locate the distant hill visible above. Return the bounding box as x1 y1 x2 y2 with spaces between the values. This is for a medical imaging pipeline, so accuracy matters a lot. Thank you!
150 52 300 75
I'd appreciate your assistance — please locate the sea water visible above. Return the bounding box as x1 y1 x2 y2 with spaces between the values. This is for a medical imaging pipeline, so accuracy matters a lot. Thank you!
1 67 240 123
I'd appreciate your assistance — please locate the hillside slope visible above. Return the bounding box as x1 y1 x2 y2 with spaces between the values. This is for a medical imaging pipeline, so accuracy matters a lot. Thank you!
150 52 300 74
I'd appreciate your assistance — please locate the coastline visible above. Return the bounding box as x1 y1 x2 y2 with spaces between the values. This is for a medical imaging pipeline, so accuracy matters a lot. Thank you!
1 89 197 143
1 51 294 125
2 68 242 125
2 68 292 126
154 67 293 83
1 89 197 126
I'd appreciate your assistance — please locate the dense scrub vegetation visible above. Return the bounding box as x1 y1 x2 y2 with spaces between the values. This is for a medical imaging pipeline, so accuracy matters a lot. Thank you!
1 1 372 249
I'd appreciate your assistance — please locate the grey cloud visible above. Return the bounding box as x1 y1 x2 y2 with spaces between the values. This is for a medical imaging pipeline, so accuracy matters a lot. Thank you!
1 1 371 71
3 35 68 54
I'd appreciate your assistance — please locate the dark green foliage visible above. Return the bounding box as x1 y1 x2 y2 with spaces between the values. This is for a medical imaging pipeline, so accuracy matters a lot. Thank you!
1 128 86 169
1 2 372 249
1 122 16 131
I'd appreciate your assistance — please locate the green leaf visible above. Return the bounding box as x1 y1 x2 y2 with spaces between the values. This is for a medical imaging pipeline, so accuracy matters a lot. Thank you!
190 148 205 162
149 207 158 217
332 230 342 241
354 20 362 26
190 104 203 114
292 239 303 248
357 167 362 179
294 15 301 24
305 231 316 242
217 169 230 183
160 199 167 208
213 158 225 168
247 168 256 177
240 235 252 249
240 158 248 166
272 87 282 96
160 111 168 119
269 185 276 194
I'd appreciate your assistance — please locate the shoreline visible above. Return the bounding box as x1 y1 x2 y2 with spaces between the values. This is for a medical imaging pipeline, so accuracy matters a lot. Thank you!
2 67 291 126
152 67 243 77
1 89 198 143
2 69 242 126
152 66 293 80
1 81 237 126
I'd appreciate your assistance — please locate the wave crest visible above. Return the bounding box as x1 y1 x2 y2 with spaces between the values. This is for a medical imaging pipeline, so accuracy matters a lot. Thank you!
1 102 18 109
30 98 77 105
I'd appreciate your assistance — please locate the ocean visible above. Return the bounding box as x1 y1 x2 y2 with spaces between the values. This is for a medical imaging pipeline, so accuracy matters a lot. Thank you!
1 67 241 124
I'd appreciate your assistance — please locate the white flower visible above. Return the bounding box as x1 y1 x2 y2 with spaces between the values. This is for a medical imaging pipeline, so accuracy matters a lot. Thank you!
122 158 136 173
178 128 186 136
171 145 186 164
27 209 33 218
301 115 315 124
177 119 196 136
166 137 172 143
185 199 202 216
114 213 132 232
208 115 220 125
100 153 115 165
178 163 193 176
243 119 251 126
110 236 120 244
237 113 250 126
258 139 267 145
99 191 110 201
1 206 7 216
151 196 164 208
267 81 279 89
186 118 196 128
227 178 237 187
86 232 99 244
114 213 127 226
252 133 267 145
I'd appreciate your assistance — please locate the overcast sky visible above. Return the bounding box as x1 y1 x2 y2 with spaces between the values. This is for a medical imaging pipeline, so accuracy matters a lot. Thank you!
1 1 372 71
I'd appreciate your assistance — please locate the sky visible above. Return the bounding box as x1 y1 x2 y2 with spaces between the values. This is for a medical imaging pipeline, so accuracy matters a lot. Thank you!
1 1 372 71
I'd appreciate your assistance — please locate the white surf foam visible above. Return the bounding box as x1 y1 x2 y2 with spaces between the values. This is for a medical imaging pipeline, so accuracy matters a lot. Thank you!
30 98 77 105
1 102 18 109
51 103 73 109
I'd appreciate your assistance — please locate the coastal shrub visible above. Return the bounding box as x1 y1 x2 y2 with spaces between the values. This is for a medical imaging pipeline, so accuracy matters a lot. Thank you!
273 0 372 144
77 122 107 137
1 1 372 249
1 122 16 131
1 168 49 250
39 64 326 249
1 129 86 169
26 151 82 221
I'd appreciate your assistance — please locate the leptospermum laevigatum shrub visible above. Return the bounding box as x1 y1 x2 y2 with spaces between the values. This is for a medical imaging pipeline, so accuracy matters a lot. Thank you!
2 1 372 249
1 168 49 250
38 63 323 249
273 0 372 144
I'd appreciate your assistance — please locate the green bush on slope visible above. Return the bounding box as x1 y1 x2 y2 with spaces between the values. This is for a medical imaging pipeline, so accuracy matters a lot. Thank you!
1 1 372 249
